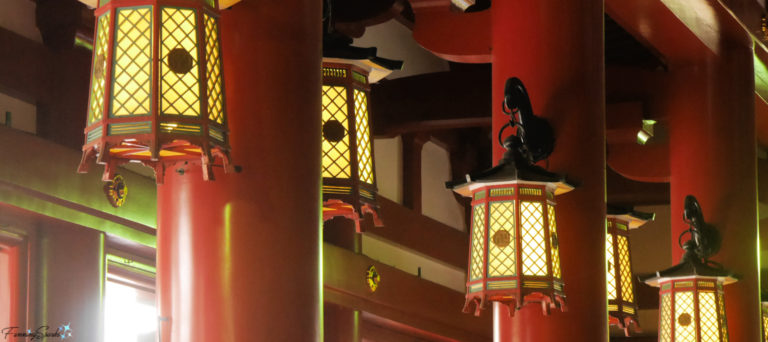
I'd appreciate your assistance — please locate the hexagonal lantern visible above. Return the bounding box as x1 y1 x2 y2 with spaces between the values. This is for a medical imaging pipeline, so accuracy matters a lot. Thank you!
319 39 402 232
606 207 654 336
641 195 737 342
446 77 575 316
78 0 232 183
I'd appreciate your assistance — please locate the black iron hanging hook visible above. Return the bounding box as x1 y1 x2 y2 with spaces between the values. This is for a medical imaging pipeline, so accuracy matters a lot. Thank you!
498 77 555 165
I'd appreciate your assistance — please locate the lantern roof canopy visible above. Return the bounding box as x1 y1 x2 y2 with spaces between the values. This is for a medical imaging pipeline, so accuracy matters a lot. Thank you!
640 257 738 287
606 206 655 229
323 33 404 83
446 153 575 197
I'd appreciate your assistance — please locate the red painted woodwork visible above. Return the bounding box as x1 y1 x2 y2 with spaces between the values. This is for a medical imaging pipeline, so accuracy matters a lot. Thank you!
325 302 361 342
490 0 606 340
668 48 761 341
155 0 322 341
410 0 491 63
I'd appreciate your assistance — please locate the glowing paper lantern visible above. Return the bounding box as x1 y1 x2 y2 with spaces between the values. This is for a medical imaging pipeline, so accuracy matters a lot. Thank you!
641 195 737 342
320 50 401 231
446 77 575 316
606 208 654 335
78 0 232 183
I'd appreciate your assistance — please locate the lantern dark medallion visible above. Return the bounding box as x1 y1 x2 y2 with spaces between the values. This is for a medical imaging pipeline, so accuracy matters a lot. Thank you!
606 207 654 336
447 77 575 316
78 0 232 183
320 40 402 231
640 195 737 342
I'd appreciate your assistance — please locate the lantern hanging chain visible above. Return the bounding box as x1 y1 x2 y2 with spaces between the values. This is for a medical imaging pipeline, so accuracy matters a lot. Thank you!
497 78 555 166
679 195 723 267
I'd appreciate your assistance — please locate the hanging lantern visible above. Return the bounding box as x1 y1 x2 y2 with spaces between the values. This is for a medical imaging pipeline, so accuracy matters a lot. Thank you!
446 77 575 316
641 195 737 341
78 0 232 183
320 33 402 231
606 207 654 336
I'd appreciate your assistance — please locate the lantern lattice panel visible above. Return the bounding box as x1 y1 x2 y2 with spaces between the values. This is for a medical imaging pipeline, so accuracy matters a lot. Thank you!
547 205 561 278
488 201 516 277
204 13 224 124
469 204 486 281
661 293 673 342
762 306 768 342
461 183 566 316
112 7 153 117
353 89 373 184
321 85 351 179
79 0 232 183
699 292 719 340
617 236 634 302
160 7 201 116
520 201 547 276
88 12 111 124
606 234 617 300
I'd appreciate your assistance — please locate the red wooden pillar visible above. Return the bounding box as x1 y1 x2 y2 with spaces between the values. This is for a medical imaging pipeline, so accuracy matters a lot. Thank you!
491 0 606 341
155 0 322 341
668 47 760 341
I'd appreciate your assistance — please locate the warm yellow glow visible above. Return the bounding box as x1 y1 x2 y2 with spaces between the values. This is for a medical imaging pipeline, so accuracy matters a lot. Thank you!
617 235 634 303
160 8 200 117
520 201 547 276
88 12 110 124
699 291 719 341
661 293 672 342
354 89 374 184
606 233 617 300
548 205 561 278
488 201 516 277
204 14 225 125
675 291 697 341
321 85 351 178
112 7 152 117
762 314 768 341
469 203 486 281
718 293 728 341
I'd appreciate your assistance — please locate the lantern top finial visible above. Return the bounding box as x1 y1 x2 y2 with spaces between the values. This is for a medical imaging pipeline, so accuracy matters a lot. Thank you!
640 195 738 287
446 77 575 197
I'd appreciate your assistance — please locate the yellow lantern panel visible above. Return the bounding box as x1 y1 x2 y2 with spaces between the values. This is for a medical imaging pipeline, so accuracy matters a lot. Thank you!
469 203 486 281
548 205 561 278
520 201 547 276
112 7 153 117
488 201 516 278
606 233 617 300
204 13 225 124
617 235 634 303
762 311 768 341
160 7 201 117
321 85 351 179
88 12 111 124
661 293 673 342
699 291 720 341
718 294 728 342
674 291 696 341
354 89 374 184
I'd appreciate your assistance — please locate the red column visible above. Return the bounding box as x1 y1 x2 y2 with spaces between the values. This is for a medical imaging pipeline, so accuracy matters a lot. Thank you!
324 302 360 342
156 0 322 341
491 0 606 341
668 47 760 341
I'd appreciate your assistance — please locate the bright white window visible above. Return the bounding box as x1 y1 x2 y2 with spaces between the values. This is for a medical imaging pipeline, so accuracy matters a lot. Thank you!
104 268 157 342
